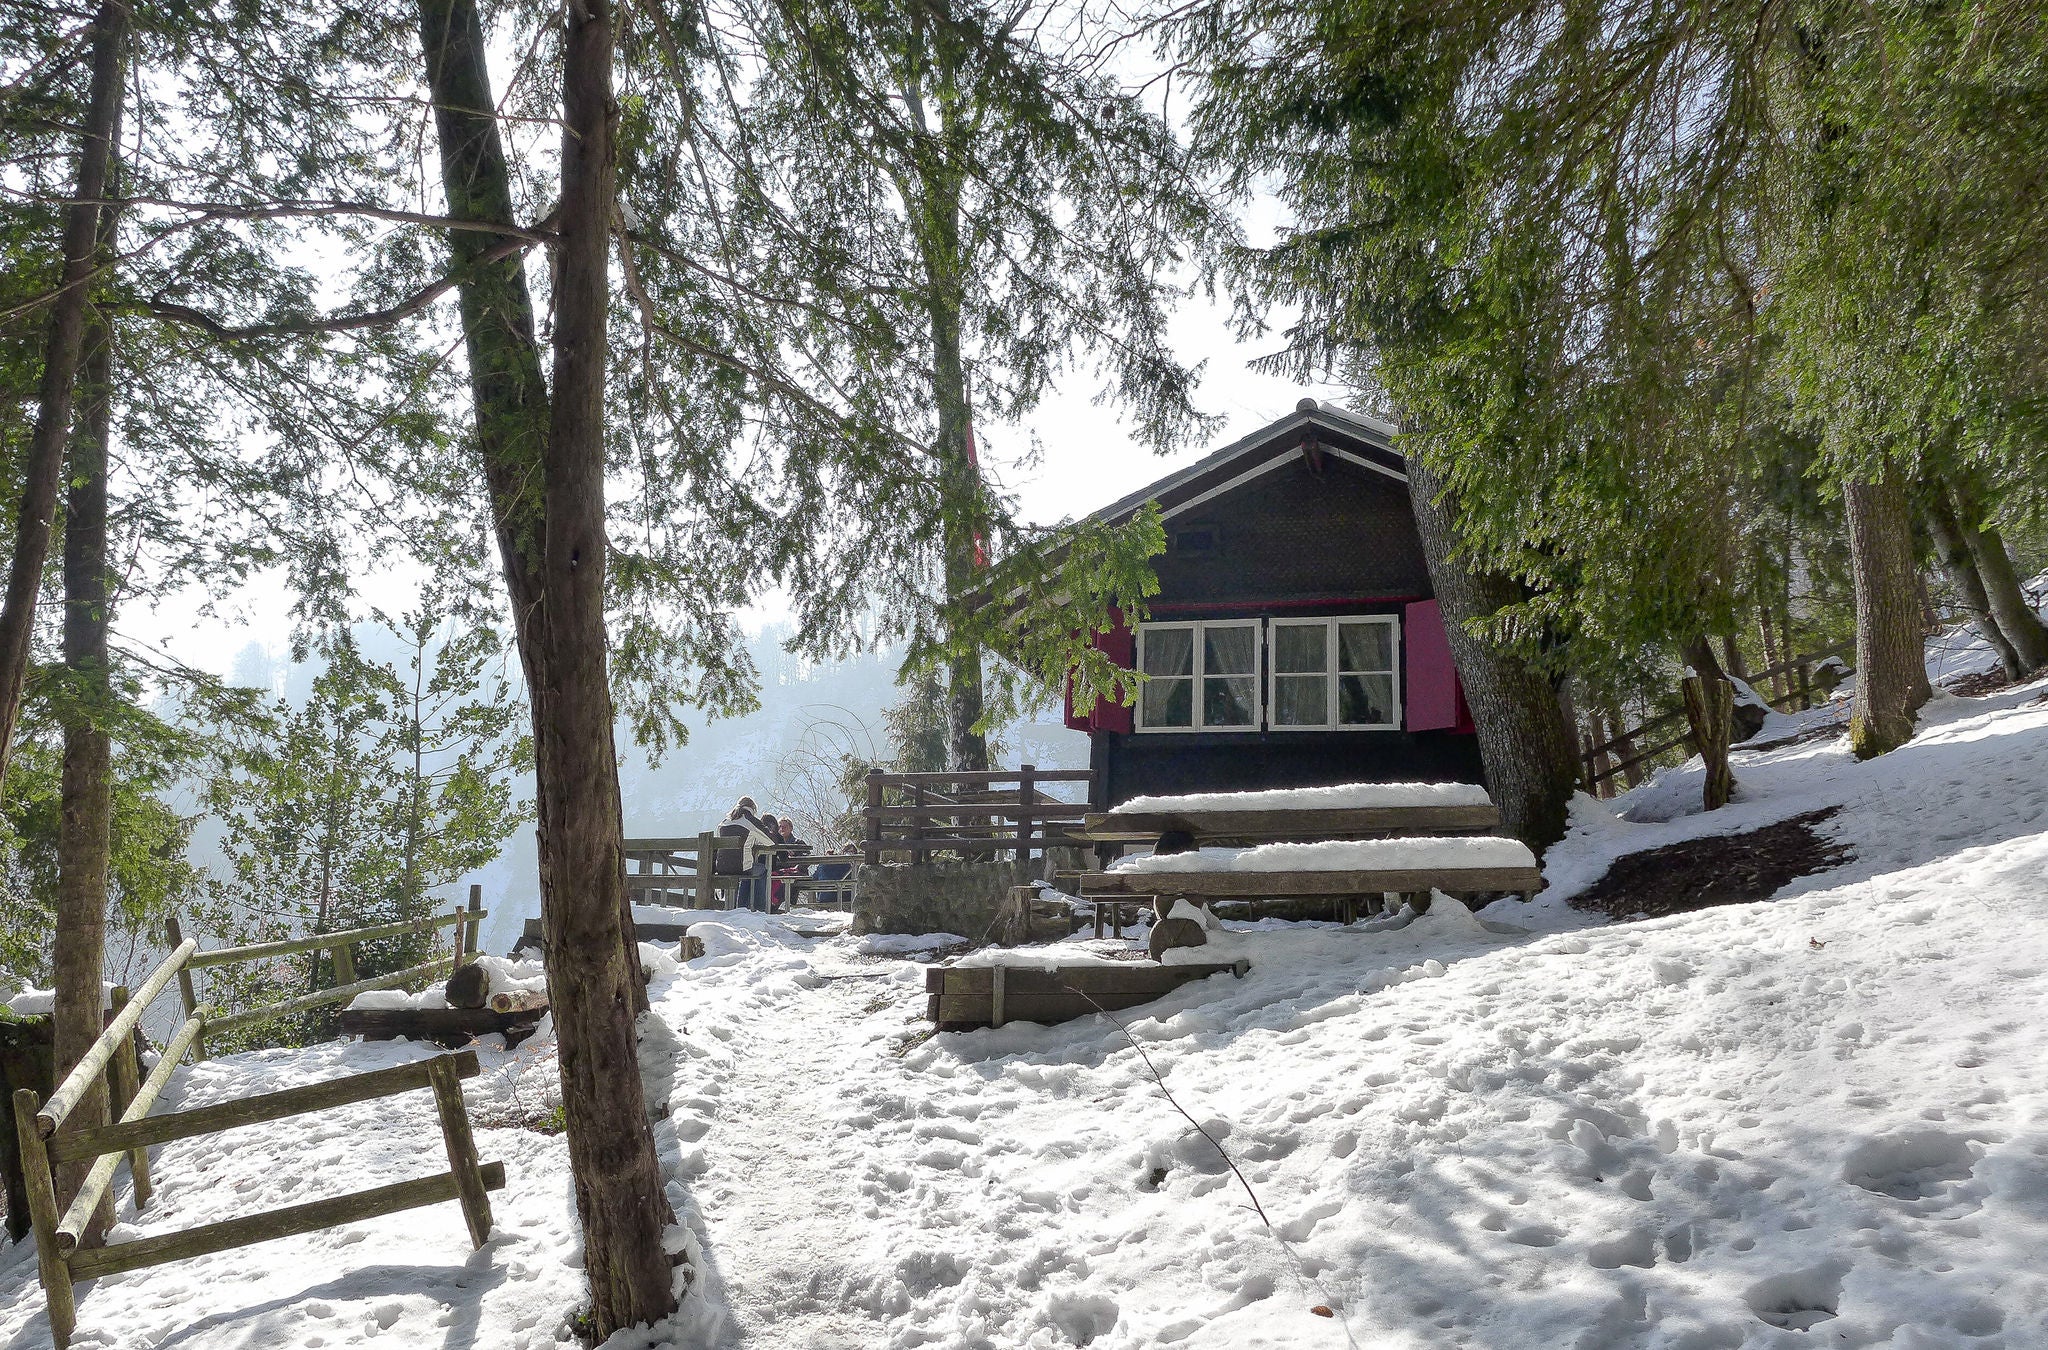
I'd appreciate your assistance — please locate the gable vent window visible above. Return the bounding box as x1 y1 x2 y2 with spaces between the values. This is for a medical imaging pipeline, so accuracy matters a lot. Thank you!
1171 527 1218 556
1136 615 1401 732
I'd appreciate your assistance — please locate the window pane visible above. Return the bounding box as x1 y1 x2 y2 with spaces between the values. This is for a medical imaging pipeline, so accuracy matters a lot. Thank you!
1339 672 1396 725
1204 625 1257 676
1204 676 1257 727
1338 620 1394 673
1142 677 1193 728
1142 627 1193 677
1272 623 1327 675
1273 674 1328 726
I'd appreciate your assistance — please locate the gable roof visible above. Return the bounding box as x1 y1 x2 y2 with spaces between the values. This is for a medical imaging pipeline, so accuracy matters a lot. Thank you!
1092 398 1405 526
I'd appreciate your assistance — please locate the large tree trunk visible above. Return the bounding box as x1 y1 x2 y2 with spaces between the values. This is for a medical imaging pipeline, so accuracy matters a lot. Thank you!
1844 469 1931 758
1922 481 2023 680
1947 479 2048 676
52 309 115 1245
1406 456 1579 852
925 239 989 772
1679 635 1737 810
419 0 671 1334
0 0 128 797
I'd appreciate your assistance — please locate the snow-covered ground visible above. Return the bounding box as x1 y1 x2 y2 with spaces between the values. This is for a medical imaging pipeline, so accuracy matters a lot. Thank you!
6 652 2048 1348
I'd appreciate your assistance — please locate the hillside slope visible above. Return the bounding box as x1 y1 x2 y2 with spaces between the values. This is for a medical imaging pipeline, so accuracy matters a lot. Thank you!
3 677 2044 1349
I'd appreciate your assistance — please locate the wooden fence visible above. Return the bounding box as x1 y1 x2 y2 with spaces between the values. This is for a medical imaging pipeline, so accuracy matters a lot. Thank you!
10 914 501 1348
1579 642 1854 793
620 835 862 911
862 766 1094 865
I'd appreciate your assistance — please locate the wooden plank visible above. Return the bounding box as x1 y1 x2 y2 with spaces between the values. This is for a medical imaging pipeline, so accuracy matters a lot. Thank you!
866 769 1094 785
427 1055 493 1247
11 1088 75 1345
52 1050 478 1162
620 836 713 852
634 921 693 943
38 937 196 1136
934 961 1247 996
67 1161 507 1281
106 988 152 1209
1080 803 1501 841
1070 866 1541 897
868 804 1088 821
990 966 1007 1028
205 956 457 1036
188 910 479 970
337 1008 545 1047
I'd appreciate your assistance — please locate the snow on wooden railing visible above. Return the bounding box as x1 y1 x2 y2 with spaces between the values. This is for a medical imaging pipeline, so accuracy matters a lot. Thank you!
11 901 503 1347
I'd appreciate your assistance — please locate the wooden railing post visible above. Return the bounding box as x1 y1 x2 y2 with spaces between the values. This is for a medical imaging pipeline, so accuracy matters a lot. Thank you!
164 915 206 1063
106 987 152 1210
458 885 482 965
1016 763 1036 862
426 1054 493 1248
11 1087 74 1346
864 768 884 866
330 941 357 987
697 830 717 908
911 783 928 865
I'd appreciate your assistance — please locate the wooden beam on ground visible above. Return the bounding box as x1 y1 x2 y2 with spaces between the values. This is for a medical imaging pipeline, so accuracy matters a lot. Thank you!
66 1162 507 1281
204 956 458 1037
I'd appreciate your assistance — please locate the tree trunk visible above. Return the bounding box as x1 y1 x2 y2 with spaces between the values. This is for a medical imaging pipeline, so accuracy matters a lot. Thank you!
418 0 671 1334
1679 635 1737 810
1947 479 2048 676
535 0 678 1334
923 199 990 773
1844 469 1930 758
52 308 115 1245
1922 481 2023 680
0 0 128 798
1405 456 1579 852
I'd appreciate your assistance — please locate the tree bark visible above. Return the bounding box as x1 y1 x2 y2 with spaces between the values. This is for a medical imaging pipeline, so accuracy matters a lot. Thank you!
418 0 671 1334
1844 469 1931 758
1947 479 2048 676
1405 456 1579 852
1679 635 1737 810
0 0 128 798
1922 481 2023 681
52 308 115 1245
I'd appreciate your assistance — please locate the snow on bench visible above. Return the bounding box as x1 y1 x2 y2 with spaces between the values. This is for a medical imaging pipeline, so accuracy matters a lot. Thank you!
1072 835 1542 898
1083 781 1501 842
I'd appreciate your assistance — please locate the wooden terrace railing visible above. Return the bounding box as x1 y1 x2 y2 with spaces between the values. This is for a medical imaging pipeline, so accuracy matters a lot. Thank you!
862 766 1095 865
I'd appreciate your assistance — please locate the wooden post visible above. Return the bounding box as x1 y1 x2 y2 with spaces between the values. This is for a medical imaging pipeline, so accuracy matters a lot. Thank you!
1797 659 1812 712
696 830 717 909
864 769 884 867
1015 764 1036 863
426 1054 493 1248
12 1088 75 1346
107 988 152 1210
458 885 483 965
912 784 928 865
1092 901 1105 940
164 915 206 1062
989 965 1007 1029
330 941 357 987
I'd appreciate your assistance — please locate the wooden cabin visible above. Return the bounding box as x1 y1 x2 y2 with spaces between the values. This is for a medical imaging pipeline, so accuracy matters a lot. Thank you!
1065 399 1483 811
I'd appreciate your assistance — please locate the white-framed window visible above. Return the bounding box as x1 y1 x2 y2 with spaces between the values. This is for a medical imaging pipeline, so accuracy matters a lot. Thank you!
1137 620 1259 731
1270 616 1401 730
1136 614 1403 732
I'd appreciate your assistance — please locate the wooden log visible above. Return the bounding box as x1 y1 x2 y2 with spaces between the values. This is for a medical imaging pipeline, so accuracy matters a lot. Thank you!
188 909 481 970
924 960 1249 997
1069 865 1542 897
39 936 196 1136
445 963 490 1010
11 1088 75 1346
205 955 457 1037
67 1161 507 1282
330 940 357 986
166 914 207 1061
105 988 151 1210
54 1009 209 1252
865 768 1095 785
990 965 1007 1028
426 1054 493 1247
488 989 550 1014
52 1049 478 1163
336 1007 546 1049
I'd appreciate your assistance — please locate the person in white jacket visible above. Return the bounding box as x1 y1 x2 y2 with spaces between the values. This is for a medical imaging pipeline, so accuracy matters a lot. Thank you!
719 798 776 911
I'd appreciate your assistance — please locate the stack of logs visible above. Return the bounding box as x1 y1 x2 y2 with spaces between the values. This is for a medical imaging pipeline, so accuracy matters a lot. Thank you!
335 964 550 1050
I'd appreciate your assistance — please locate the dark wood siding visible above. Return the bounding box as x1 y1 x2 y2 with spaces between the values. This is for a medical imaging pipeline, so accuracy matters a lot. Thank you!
1099 731 1485 810
1151 456 1430 607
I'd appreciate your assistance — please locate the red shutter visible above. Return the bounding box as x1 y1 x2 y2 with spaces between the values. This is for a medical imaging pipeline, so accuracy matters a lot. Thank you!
1065 609 1136 734
1404 599 1464 732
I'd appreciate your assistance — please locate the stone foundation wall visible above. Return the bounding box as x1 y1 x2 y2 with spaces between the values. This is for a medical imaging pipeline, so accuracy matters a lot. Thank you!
854 856 1080 938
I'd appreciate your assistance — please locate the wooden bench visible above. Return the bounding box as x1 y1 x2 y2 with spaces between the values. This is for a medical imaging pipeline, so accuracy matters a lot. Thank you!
1081 801 1501 844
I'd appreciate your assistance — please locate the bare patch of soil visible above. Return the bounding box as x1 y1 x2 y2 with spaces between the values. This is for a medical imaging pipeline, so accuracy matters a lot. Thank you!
1570 808 1851 922
1945 668 2019 698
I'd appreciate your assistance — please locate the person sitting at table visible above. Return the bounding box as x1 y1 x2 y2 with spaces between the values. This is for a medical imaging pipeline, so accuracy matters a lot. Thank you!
717 798 776 912
770 816 810 912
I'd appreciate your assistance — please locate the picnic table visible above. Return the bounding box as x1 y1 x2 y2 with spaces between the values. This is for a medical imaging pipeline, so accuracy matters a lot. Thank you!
1062 783 1540 933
